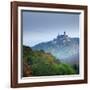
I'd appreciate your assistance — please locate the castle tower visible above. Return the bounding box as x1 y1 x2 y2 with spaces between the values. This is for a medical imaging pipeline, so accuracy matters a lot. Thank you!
57 33 60 38
64 31 66 36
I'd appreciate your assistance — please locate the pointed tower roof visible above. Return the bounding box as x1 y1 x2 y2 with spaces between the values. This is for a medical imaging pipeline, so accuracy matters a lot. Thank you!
64 31 66 35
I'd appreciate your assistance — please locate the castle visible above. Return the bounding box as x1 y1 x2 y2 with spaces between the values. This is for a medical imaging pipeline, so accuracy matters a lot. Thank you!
57 31 68 39
53 31 70 43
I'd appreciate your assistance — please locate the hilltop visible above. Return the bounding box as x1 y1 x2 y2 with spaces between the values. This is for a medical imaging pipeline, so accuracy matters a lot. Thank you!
32 32 79 65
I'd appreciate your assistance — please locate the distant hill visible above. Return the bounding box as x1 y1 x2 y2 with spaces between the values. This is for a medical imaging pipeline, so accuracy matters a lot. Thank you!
32 32 79 65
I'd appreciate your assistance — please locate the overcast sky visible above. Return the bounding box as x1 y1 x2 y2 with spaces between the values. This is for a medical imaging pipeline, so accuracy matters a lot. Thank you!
22 10 80 47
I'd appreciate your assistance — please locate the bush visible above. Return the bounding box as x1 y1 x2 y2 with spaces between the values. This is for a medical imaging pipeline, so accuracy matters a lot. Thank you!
31 63 76 76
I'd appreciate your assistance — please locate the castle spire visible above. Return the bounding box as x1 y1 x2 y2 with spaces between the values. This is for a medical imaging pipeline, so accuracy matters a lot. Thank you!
57 33 60 39
64 31 66 36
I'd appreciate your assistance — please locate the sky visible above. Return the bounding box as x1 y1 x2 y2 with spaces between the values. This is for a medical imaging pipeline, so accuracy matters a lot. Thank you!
22 10 80 47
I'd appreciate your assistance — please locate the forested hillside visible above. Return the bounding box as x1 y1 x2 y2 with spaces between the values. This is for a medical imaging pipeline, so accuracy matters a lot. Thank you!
23 45 78 77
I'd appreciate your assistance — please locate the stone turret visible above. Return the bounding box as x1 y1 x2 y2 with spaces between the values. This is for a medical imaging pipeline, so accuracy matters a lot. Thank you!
64 31 66 37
